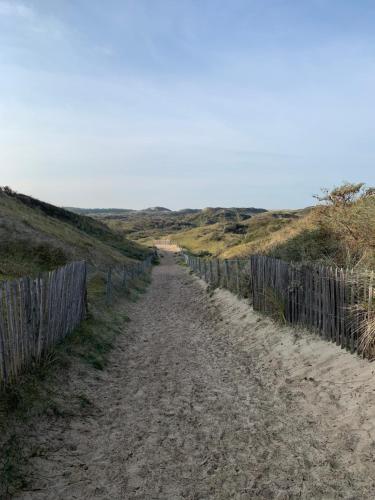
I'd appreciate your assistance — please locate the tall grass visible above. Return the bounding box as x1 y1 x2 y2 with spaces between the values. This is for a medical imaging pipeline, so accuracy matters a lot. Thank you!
358 314 375 359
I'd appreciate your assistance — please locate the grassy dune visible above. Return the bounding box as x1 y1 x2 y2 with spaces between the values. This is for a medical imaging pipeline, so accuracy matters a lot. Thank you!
167 185 375 269
69 182 375 269
169 209 311 258
0 188 149 279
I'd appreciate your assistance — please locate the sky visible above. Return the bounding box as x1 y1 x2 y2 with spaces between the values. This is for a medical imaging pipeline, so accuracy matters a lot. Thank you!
0 0 375 210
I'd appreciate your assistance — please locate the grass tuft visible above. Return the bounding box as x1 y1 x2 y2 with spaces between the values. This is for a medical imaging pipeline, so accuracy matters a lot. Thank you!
1 434 28 495
264 287 287 324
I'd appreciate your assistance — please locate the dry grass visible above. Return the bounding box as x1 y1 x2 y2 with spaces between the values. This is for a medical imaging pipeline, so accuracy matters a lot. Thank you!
314 195 375 268
222 210 315 259
219 187 375 269
0 189 150 279
264 287 287 323
168 224 240 256
99 183 375 270
168 209 310 259
358 314 375 358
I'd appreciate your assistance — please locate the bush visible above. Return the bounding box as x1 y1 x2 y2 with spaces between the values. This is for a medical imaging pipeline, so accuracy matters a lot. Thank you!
314 183 375 267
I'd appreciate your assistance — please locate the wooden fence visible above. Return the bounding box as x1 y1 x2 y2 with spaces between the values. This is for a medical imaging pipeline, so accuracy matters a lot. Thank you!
184 253 375 358
104 254 154 304
0 261 87 385
0 254 155 385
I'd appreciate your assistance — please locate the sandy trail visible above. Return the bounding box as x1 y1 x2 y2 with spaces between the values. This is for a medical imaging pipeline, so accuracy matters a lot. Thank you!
18 251 375 499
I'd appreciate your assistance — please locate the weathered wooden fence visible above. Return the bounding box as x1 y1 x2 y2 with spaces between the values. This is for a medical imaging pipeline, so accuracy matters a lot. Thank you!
184 253 375 358
0 261 87 385
104 254 154 304
0 253 155 385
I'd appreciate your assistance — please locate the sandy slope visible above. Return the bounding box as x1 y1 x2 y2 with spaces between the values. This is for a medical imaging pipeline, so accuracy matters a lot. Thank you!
17 251 375 499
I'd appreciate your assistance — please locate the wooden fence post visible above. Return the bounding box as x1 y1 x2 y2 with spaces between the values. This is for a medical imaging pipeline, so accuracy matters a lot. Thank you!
224 259 229 289
236 259 240 295
209 260 213 286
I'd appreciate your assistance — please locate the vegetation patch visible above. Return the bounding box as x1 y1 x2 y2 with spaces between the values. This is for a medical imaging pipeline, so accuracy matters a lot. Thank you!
0 187 152 280
0 240 68 279
100 182 375 271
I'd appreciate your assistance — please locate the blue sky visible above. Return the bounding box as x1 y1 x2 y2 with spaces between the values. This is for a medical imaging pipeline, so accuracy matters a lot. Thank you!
0 0 375 209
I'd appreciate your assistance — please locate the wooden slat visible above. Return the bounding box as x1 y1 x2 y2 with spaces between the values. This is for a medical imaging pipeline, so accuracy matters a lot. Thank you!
0 261 88 385
181 252 375 363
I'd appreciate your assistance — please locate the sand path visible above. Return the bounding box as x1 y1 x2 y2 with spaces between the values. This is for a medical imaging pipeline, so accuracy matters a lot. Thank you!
18 251 375 499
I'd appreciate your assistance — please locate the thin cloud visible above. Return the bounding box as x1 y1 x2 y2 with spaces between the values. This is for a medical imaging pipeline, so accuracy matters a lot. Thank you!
0 1 33 18
0 1 374 209
0 1 66 41
95 45 114 57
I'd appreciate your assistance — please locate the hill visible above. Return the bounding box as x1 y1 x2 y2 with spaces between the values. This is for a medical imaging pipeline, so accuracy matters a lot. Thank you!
0 187 150 279
65 183 375 269
65 207 135 216
169 208 312 258
171 183 375 269
65 206 172 216
86 183 375 269
100 206 267 243
143 207 171 213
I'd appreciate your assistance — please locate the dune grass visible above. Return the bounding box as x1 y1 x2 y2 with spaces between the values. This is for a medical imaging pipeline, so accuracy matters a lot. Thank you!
168 209 311 259
0 188 150 280
167 184 375 270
